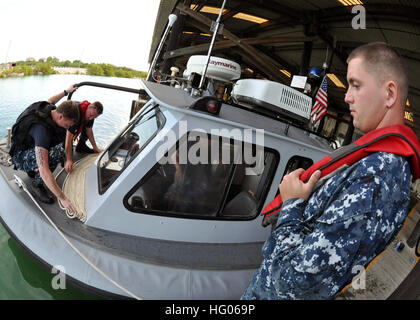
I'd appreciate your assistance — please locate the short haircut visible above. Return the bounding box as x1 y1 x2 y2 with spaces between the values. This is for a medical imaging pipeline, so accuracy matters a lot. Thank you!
347 42 409 105
92 101 103 115
56 100 80 121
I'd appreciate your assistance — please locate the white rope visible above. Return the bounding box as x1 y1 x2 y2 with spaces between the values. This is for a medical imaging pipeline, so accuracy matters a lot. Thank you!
13 174 142 300
55 155 97 222
55 164 83 221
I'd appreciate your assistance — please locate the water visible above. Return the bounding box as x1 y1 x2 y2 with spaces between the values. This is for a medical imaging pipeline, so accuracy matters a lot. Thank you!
0 74 142 299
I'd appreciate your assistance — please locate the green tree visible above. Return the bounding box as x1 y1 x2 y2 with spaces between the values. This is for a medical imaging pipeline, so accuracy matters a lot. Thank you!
19 64 33 76
72 60 88 68
1 57 147 79
34 62 56 75
46 56 60 65
87 64 104 76
115 68 131 78
101 64 115 77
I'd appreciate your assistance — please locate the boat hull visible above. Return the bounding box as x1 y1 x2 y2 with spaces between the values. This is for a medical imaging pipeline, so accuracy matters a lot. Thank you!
0 165 258 299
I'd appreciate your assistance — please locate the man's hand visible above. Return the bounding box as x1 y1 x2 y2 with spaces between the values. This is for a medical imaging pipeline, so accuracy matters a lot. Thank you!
35 146 77 214
59 195 78 215
66 84 78 94
93 146 101 153
64 159 73 173
280 169 321 202
48 84 79 104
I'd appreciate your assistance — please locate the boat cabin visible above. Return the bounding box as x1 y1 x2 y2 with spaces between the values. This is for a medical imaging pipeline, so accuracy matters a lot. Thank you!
82 77 331 242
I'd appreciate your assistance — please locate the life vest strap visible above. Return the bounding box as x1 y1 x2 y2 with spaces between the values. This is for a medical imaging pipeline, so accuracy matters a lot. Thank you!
262 125 420 227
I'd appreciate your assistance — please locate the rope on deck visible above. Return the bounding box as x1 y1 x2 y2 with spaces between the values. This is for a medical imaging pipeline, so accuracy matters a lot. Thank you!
59 154 99 222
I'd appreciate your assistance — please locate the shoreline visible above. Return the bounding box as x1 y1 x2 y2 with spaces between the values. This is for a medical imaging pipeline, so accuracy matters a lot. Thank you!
0 72 142 80
1 60 147 79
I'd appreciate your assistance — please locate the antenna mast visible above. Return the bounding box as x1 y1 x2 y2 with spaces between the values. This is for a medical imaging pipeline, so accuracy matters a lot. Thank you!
197 0 227 92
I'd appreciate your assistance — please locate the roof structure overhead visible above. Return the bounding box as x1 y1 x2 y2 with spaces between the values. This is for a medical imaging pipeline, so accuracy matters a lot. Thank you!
149 0 420 138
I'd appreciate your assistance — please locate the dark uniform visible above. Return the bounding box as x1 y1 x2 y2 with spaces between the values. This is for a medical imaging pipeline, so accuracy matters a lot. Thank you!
10 101 67 184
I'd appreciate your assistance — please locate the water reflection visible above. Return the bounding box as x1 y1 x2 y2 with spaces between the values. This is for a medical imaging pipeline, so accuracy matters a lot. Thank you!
3 232 98 299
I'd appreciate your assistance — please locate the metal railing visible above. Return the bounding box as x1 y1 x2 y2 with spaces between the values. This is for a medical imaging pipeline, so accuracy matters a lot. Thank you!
67 81 146 100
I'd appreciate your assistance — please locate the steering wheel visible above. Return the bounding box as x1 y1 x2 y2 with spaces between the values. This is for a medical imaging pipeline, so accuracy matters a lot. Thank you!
123 132 140 167
127 131 139 141
123 144 138 167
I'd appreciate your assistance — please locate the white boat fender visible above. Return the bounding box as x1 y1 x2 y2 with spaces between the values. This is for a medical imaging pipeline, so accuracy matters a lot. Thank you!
13 174 141 300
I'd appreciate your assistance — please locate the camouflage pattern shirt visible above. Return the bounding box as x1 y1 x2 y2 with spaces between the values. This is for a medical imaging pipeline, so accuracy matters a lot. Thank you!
242 152 411 300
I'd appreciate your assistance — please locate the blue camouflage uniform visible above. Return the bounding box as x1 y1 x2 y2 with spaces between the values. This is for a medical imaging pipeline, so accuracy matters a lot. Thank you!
12 143 66 184
242 152 411 300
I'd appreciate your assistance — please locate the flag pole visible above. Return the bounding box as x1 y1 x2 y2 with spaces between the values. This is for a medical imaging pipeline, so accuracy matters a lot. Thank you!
310 75 328 129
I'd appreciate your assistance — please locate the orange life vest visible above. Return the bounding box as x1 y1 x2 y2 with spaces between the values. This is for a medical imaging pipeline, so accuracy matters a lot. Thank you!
72 100 90 141
262 124 420 227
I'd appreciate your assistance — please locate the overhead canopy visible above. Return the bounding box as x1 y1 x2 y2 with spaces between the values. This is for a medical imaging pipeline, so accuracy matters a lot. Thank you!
149 0 420 138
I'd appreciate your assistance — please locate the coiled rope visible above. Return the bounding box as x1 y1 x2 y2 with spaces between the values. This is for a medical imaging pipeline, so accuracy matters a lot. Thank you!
55 155 98 222
13 174 141 300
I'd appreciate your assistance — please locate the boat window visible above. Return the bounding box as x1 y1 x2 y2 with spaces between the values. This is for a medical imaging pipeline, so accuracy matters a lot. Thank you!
98 107 164 194
283 156 313 177
124 132 279 220
270 156 313 199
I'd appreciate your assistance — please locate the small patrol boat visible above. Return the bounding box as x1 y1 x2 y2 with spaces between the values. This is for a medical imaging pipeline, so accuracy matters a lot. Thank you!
0 7 419 300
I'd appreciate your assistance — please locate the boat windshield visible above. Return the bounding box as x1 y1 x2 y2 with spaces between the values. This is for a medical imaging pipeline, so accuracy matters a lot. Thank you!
98 106 165 193
123 131 279 220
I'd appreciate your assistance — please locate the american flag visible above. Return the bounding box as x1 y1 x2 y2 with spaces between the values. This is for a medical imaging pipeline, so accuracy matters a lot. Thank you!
310 76 328 125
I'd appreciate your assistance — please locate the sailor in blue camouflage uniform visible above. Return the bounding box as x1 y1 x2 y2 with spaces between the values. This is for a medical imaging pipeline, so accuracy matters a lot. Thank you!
12 143 66 184
9 85 79 214
242 42 414 299
242 152 410 299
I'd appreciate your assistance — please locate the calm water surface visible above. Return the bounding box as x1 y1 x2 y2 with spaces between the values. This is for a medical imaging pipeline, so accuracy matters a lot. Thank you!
0 74 142 299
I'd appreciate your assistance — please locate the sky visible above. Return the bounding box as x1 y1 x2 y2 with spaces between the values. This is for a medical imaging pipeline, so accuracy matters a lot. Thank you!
0 0 161 72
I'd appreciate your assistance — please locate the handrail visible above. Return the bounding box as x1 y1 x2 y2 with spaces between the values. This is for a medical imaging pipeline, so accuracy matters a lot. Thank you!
67 81 146 100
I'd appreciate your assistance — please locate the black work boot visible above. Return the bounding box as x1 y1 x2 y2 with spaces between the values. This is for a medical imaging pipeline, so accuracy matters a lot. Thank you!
29 180 55 204
26 170 36 178
75 142 94 154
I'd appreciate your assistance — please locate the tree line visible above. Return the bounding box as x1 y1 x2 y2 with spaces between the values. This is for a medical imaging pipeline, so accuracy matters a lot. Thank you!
1 57 147 79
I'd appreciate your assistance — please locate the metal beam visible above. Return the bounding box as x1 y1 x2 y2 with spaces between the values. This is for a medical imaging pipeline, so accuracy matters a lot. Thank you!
241 0 305 22
220 3 249 22
317 29 348 66
163 35 318 60
241 18 298 37
164 40 233 59
300 40 313 76
176 2 290 82
189 0 207 13
254 45 300 75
